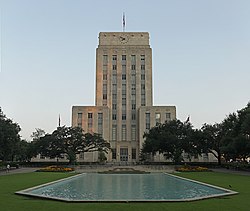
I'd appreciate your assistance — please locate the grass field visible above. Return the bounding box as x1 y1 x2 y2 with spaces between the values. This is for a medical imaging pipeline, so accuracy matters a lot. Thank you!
0 171 249 211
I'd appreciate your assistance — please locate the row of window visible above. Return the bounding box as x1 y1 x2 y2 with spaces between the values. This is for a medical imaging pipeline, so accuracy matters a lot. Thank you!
103 55 147 107
77 112 172 133
112 104 136 110
102 89 146 106
112 113 137 121
111 64 146 71
103 69 145 81
104 55 145 62
77 112 103 135
145 112 172 129
112 124 136 141
112 114 127 120
103 72 145 81
103 55 145 79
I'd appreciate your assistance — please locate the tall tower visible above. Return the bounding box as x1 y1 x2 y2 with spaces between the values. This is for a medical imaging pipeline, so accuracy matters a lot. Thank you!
72 32 176 163
95 32 152 161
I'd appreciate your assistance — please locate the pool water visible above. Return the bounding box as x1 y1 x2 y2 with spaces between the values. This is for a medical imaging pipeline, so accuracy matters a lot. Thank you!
16 173 237 202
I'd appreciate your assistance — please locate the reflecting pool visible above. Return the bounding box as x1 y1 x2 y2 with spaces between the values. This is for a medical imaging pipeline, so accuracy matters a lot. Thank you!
16 173 237 202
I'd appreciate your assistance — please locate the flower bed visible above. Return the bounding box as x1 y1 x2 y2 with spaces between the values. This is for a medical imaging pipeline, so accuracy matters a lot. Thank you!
37 166 74 172
176 165 209 172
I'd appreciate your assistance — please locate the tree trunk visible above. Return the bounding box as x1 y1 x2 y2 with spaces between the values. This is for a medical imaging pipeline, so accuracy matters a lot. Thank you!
217 151 221 166
209 149 221 166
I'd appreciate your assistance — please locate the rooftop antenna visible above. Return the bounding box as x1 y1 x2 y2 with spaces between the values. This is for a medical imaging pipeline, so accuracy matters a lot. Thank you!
58 114 61 127
123 12 125 32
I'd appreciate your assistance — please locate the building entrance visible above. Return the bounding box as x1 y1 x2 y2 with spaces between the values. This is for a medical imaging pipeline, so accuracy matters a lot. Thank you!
120 148 128 161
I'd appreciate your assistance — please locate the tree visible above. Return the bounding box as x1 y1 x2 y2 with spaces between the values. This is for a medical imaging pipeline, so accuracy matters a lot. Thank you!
0 108 21 161
142 120 201 164
35 126 110 164
31 128 46 141
15 140 35 162
35 134 62 159
200 123 224 165
233 135 250 162
98 151 107 163
221 137 237 161
52 126 87 163
83 132 110 153
238 103 250 137
219 103 250 162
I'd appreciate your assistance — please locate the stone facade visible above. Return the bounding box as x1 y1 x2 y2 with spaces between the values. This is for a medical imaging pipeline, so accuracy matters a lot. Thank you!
138 106 177 149
72 32 176 163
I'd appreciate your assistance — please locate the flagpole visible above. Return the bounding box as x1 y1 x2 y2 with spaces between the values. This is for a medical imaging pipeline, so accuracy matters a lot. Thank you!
58 114 61 127
123 12 125 32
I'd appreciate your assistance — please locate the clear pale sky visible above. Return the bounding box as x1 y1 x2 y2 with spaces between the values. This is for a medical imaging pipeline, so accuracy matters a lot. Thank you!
1 0 250 141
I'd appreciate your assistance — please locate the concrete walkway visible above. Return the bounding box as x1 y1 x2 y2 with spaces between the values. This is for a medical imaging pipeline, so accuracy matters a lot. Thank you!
0 167 39 176
210 168 250 176
1 166 249 176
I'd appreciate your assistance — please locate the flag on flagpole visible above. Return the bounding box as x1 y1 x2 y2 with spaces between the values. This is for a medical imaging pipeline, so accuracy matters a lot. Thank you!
123 13 125 32
185 115 190 123
58 114 61 127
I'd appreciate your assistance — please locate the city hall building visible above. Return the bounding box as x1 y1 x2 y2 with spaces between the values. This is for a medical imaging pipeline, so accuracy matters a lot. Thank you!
72 32 176 163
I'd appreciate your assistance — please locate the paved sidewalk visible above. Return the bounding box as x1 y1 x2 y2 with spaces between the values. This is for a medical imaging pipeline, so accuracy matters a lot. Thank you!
0 167 39 176
210 168 250 176
1 166 250 176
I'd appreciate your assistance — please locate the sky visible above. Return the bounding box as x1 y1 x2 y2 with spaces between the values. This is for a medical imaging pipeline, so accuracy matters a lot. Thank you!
0 0 250 141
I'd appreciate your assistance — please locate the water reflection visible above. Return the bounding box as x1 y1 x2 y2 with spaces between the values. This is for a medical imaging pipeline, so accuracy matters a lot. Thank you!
30 173 227 201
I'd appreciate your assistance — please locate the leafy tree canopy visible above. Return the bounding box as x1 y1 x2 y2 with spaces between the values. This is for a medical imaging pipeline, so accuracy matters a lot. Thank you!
0 108 21 161
142 120 203 164
34 126 110 164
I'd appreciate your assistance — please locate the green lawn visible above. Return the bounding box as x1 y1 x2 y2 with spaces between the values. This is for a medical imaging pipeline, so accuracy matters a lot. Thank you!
0 171 249 211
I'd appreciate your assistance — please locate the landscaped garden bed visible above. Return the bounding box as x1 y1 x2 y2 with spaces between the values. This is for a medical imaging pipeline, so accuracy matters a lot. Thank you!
36 166 74 172
176 165 209 172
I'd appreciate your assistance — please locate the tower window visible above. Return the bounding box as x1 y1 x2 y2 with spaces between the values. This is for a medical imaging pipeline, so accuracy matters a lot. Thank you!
132 113 136 120
131 55 136 63
98 113 103 135
166 113 171 120
103 55 108 64
122 114 126 120
112 125 117 141
112 148 117 159
77 113 82 119
146 113 150 129
132 148 136 159
88 113 93 132
122 125 126 141
131 125 136 141
155 113 161 125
